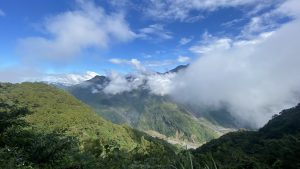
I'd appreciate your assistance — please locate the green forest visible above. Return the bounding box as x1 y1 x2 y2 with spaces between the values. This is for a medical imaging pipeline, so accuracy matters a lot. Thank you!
1 83 300 169
68 80 220 144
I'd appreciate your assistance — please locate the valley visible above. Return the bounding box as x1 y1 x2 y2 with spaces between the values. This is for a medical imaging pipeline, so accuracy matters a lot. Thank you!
64 66 236 147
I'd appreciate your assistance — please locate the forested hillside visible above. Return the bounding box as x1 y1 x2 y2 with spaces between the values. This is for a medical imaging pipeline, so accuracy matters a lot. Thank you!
68 74 225 145
0 83 183 168
1 82 299 169
191 104 300 169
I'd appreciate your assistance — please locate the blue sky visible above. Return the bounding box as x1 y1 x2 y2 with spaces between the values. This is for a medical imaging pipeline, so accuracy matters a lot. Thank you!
0 0 292 82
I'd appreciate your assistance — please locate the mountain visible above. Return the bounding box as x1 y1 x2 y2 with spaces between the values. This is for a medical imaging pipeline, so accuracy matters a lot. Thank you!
162 64 189 74
1 83 299 168
66 66 233 146
191 103 300 169
68 83 222 146
0 82 179 168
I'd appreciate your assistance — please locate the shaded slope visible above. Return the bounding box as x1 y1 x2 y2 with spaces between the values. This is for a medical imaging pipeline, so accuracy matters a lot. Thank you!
191 104 300 169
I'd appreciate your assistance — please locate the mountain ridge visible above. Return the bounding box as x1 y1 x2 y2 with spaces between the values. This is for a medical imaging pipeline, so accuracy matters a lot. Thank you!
0 82 179 168
65 65 235 145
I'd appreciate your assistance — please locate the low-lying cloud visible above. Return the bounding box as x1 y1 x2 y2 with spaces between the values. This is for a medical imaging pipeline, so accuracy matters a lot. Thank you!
43 71 98 86
102 0 300 128
0 68 98 85
171 4 300 127
102 71 175 96
103 72 143 94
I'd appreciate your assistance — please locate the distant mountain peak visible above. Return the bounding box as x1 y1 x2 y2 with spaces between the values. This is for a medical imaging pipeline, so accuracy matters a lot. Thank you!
164 64 189 74
86 75 109 84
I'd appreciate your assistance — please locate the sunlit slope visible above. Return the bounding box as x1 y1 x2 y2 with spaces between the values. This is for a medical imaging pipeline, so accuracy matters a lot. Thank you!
0 82 165 150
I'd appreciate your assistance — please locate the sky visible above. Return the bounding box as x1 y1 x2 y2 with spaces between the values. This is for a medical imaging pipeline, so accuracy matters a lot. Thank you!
0 0 291 82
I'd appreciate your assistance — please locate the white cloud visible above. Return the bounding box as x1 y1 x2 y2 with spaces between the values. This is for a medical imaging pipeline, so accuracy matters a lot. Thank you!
190 38 232 54
221 18 244 27
277 0 300 17
109 58 146 72
102 70 176 96
190 31 274 55
145 60 174 67
240 12 285 38
137 24 172 40
177 56 190 63
109 57 180 70
145 0 259 21
103 72 132 94
0 66 98 85
42 71 98 85
171 1 300 127
147 73 176 96
179 37 193 45
103 72 145 94
0 67 42 83
17 0 135 60
0 9 5 17
109 58 127 64
190 32 232 54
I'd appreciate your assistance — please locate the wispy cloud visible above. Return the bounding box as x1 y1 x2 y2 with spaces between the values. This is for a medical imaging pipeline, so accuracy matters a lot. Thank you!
17 0 135 61
0 9 5 17
189 32 232 54
179 37 193 45
190 27 275 55
109 58 146 71
177 56 190 63
137 24 172 40
110 56 189 70
144 0 260 21
240 12 288 38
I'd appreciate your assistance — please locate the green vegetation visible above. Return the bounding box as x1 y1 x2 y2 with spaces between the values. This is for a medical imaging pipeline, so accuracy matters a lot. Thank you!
68 84 219 144
138 102 217 142
191 104 300 169
1 82 299 168
0 83 181 168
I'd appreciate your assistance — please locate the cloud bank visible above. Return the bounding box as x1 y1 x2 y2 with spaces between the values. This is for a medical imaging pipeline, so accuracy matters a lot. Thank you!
102 0 300 128
171 1 300 127
103 72 144 94
42 71 98 86
98 71 176 96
